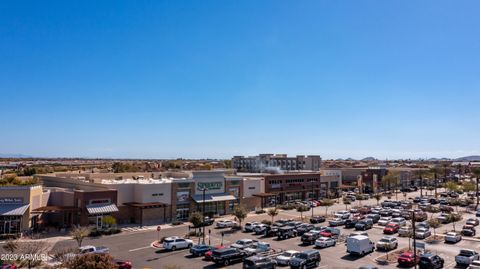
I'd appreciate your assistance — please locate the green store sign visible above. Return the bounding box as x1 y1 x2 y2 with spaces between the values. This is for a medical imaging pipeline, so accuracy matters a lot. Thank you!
197 182 223 191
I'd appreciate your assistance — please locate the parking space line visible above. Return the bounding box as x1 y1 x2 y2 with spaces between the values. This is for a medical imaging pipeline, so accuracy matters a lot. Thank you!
128 246 152 252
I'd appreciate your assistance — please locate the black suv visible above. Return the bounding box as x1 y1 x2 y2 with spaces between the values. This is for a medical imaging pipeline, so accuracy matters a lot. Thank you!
243 256 277 269
418 253 444 269
310 216 326 224
277 226 297 240
355 219 373 231
264 225 279 237
211 247 247 266
344 219 359 229
296 224 315 236
289 250 321 269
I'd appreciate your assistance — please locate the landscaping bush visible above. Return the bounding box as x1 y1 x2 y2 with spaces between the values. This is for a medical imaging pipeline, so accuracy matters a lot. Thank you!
171 220 184 226
109 228 121 234
255 209 266 214
261 220 272 225
88 228 101 237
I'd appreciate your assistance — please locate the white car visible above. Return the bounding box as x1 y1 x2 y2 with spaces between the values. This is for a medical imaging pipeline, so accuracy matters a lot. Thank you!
335 210 351 219
398 226 413 237
315 237 336 248
216 220 237 228
245 222 261 232
329 218 345 226
275 250 299 266
389 217 407 227
445 232 462 243
162 237 193 251
376 236 398 251
378 217 392 226
415 227 432 239
468 260 480 269
231 239 257 250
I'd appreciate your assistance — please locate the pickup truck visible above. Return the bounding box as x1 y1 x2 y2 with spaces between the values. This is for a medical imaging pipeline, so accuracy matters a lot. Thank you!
211 247 247 266
455 249 480 266
79 245 110 254
243 242 273 256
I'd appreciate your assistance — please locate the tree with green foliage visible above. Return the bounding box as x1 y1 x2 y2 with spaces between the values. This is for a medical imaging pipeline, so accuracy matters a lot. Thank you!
373 193 382 205
429 166 442 197
70 226 91 247
102 216 116 228
427 218 441 238
343 198 351 210
444 181 459 193
233 206 247 228
188 212 203 228
296 205 309 220
321 199 335 217
267 207 279 223
462 181 476 193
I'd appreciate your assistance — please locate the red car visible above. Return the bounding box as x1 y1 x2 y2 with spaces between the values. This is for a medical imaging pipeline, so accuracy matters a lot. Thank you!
397 252 419 267
113 260 132 269
204 246 225 260
383 223 400 234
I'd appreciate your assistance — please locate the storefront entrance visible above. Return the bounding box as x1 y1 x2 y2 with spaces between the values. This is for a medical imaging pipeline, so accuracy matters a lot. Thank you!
0 217 21 234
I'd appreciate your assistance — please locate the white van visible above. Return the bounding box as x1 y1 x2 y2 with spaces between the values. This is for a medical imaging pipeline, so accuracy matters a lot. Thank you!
346 235 375 256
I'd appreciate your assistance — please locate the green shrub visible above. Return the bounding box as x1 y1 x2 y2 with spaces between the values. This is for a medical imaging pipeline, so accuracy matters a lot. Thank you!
171 220 184 226
261 220 272 225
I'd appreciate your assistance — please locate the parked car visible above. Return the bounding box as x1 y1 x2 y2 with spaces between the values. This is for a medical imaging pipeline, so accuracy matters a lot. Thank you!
190 244 213 257
462 226 476 237
476 209 480 217
231 239 257 250
415 227 432 239
468 261 480 269
253 224 269 235
245 222 261 232
378 217 392 226
275 250 299 266
366 214 380 223
466 218 480 226
79 245 110 254
296 224 315 236
264 226 279 237
344 219 360 228
346 235 375 256
329 218 345 227
334 210 351 219
301 230 321 245
383 223 400 234
398 252 420 267
319 227 340 238
355 219 373 231
244 242 272 256
204 246 225 260
277 226 297 240
314 237 336 248
113 259 132 269
162 237 193 251
310 216 326 224
419 253 444 269
211 247 247 266
216 220 237 228
376 236 398 251
202 217 215 226
243 256 277 269
416 221 430 230
455 249 480 267
444 232 462 243
289 250 321 269
389 217 407 227
398 226 413 237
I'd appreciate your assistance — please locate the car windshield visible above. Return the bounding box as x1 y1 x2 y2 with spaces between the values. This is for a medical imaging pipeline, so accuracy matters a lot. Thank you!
236 241 246 245
281 252 292 257
460 250 474 256
379 238 390 243
164 239 174 243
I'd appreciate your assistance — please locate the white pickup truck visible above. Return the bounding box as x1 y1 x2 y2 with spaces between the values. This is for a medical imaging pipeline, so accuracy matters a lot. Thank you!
244 242 273 256
79 245 110 254
455 249 479 266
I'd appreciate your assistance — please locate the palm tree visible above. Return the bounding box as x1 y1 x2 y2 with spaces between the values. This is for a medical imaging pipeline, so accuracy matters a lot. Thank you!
373 193 382 205
413 169 428 197
472 168 480 210
383 171 400 199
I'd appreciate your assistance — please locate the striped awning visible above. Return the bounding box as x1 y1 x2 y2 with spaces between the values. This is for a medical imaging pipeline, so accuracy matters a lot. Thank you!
192 194 237 203
86 203 119 215
0 204 29 216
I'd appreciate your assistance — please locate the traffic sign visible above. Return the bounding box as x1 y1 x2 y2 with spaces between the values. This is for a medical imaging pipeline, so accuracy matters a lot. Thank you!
157 226 161 232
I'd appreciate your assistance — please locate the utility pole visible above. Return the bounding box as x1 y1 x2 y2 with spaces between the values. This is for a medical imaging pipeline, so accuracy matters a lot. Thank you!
412 210 417 269
311 180 315 217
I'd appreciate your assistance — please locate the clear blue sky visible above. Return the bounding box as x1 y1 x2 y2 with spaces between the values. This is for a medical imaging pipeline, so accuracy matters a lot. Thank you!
1 1 479 160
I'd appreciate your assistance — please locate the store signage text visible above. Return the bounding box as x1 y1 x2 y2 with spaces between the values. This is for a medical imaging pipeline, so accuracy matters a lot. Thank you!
0 198 23 204
197 182 223 191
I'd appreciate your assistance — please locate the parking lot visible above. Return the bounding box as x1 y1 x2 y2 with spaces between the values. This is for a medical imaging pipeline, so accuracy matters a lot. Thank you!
50 189 480 269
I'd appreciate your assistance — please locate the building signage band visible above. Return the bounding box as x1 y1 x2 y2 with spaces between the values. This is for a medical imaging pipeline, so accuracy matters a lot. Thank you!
0 198 23 204
196 182 223 191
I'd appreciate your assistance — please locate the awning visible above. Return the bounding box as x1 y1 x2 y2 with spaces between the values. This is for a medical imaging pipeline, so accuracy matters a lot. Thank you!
32 206 79 213
253 193 277 197
86 203 119 215
192 194 237 203
0 204 29 216
123 202 168 208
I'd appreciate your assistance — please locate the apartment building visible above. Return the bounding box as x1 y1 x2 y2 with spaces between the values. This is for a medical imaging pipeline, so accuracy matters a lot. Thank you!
232 154 321 173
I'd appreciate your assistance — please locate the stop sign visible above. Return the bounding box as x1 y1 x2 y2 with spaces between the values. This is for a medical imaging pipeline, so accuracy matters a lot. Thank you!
157 226 161 232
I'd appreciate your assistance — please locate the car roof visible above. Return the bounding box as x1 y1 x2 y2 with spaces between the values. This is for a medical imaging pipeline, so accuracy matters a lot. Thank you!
421 253 435 258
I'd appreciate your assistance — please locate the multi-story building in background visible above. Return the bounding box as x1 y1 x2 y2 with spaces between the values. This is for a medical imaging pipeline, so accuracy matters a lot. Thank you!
232 154 321 173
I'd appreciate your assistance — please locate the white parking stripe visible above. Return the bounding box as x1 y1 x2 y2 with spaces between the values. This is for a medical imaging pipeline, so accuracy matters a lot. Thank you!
128 246 152 252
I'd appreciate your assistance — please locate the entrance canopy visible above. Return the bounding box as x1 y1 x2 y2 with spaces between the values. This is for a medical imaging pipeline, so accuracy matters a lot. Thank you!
86 203 119 215
192 194 237 203
0 204 29 216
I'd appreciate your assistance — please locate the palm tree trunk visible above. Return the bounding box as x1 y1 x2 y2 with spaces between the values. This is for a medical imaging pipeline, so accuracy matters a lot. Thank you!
476 177 479 210
434 173 438 198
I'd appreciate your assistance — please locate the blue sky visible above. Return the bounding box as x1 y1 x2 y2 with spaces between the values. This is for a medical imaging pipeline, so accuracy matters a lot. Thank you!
1 1 479 160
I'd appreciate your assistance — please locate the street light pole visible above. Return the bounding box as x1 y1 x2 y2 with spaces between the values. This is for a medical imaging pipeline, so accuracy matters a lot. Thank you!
412 210 417 269
202 188 208 244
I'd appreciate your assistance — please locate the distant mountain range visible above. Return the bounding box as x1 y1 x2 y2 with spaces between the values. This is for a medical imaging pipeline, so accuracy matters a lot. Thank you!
0 153 32 158
454 155 480 162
